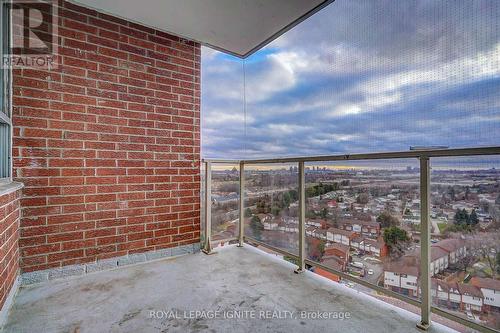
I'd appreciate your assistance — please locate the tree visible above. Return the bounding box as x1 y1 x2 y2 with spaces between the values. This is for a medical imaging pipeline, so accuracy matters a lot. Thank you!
472 232 500 278
283 191 291 208
356 193 369 205
244 208 252 218
469 209 479 226
496 252 500 275
383 227 409 246
250 215 264 240
455 252 476 273
453 208 469 225
383 227 409 258
377 211 399 228
320 208 328 219
448 186 456 201
288 189 298 202
307 238 325 261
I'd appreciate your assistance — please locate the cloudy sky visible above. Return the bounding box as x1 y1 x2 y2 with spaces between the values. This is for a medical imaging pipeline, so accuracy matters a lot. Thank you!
201 0 500 160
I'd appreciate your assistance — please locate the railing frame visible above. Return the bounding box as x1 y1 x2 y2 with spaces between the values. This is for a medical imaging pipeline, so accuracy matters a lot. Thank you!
238 161 245 247
294 161 306 273
418 156 431 330
202 146 500 333
202 161 212 254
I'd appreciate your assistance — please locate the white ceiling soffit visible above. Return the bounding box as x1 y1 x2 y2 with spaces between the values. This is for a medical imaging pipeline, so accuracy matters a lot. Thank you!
71 0 334 58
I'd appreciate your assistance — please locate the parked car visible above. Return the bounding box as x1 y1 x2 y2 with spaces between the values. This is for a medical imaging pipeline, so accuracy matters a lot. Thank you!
367 269 374 275
351 262 364 269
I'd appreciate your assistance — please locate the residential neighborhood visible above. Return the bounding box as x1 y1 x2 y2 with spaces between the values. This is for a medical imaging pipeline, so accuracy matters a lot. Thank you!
209 163 500 329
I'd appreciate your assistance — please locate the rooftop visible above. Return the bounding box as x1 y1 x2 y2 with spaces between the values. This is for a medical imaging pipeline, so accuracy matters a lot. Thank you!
457 283 484 299
3 245 456 333
470 277 500 291
431 239 465 253
327 227 355 237
324 242 350 254
384 256 419 277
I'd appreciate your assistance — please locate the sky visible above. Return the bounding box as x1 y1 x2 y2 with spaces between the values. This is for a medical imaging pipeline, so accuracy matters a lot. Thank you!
201 0 500 161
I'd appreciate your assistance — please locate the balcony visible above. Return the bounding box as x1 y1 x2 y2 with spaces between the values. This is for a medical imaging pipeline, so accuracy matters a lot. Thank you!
0 1 498 333
202 147 500 333
3 244 456 333
0 147 498 333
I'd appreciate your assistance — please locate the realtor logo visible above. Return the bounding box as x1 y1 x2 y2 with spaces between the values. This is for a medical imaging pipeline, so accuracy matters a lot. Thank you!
1 0 58 68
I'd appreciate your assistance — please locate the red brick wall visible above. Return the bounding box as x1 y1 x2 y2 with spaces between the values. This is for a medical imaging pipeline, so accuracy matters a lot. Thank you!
0 190 21 310
12 1 201 273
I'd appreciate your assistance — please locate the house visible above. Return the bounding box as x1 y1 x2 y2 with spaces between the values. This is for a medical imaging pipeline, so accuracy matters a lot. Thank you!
362 238 388 258
431 279 461 310
306 226 316 237
457 283 484 313
430 246 449 275
323 255 349 271
280 221 299 233
263 217 279 230
314 228 327 240
327 200 337 208
384 257 420 298
431 239 466 265
306 219 323 228
427 239 467 275
338 220 381 237
326 227 356 246
315 258 345 283
324 243 350 262
471 277 500 312
350 236 388 257
350 236 364 250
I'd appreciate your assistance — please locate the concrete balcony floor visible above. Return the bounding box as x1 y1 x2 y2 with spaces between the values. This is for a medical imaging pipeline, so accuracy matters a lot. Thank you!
2 245 457 333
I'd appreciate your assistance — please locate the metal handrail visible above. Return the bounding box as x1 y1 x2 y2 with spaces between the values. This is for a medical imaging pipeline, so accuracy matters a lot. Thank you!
202 146 500 333
202 146 500 164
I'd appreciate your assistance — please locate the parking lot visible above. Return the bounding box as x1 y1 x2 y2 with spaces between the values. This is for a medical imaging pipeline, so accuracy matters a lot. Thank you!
348 253 384 285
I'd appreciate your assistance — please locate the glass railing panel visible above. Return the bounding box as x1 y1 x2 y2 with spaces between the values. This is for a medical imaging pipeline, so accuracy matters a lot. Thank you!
303 159 422 302
243 163 299 256
201 162 206 248
430 155 500 332
210 163 240 247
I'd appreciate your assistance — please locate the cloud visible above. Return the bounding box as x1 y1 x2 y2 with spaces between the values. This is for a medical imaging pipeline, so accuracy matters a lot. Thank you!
201 1 500 161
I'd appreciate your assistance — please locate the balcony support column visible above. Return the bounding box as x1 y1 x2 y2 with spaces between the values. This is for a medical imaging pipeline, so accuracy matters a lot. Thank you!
295 161 306 274
202 161 213 255
238 162 245 247
417 156 431 330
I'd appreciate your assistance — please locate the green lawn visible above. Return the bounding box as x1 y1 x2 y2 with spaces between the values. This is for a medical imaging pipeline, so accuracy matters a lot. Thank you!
437 222 448 233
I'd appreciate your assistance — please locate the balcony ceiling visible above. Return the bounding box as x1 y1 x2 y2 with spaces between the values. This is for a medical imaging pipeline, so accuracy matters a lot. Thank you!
71 0 334 58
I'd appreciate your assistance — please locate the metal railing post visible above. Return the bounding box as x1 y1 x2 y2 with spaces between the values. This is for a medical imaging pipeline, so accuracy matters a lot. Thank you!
417 156 431 330
238 162 245 247
202 161 213 254
295 161 306 274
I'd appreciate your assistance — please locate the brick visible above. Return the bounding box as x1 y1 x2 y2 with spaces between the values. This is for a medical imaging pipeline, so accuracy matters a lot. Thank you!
12 1 201 276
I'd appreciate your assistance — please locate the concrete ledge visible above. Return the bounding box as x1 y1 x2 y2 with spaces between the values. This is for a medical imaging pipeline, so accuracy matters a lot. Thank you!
20 243 200 286
0 276 20 330
0 181 23 197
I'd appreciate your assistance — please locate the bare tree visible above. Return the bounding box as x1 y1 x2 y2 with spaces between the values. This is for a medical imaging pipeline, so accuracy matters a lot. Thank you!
471 232 500 278
455 252 477 273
